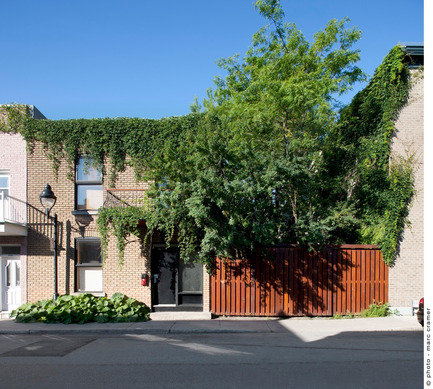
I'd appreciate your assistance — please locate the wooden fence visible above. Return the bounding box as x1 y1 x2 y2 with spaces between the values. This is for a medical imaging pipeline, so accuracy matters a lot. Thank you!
210 245 388 317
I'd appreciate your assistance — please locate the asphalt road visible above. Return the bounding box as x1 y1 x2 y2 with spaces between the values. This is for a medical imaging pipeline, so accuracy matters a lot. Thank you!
0 329 423 389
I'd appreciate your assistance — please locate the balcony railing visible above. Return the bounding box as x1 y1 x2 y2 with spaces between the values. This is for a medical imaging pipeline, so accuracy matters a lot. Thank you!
104 189 147 209
0 193 27 225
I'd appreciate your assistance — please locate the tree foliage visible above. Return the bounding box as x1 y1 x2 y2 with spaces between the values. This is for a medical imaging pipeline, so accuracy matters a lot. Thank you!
140 0 367 267
0 0 416 269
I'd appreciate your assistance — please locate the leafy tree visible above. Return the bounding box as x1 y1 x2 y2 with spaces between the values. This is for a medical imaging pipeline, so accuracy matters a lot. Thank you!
143 0 366 268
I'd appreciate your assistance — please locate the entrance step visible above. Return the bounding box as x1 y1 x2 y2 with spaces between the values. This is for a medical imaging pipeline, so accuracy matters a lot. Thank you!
0 311 10 319
150 311 212 321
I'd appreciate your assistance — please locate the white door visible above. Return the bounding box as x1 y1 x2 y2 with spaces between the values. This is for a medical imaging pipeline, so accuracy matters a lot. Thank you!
2 257 21 311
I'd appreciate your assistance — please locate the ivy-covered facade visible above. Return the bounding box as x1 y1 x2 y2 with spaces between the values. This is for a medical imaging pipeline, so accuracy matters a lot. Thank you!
0 44 423 316
22 141 210 315
387 44 424 314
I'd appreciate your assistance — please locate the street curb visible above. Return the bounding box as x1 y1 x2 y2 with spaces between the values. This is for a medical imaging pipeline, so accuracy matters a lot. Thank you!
0 328 256 335
0 316 422 335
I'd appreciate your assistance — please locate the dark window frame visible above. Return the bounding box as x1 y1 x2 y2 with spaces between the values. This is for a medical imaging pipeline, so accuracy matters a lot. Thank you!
74 237 103 292
75 157 103 211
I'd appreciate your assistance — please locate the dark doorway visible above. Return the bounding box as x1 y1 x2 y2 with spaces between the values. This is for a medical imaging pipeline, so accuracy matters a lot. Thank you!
151 246 203 311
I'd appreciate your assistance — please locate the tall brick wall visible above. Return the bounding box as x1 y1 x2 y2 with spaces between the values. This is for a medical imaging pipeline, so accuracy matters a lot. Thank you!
389 70 424 313
0 132 28 308
0 132 27 203
26 144 151 303
27 142 75 302
102 232 152 305
26 143 210 310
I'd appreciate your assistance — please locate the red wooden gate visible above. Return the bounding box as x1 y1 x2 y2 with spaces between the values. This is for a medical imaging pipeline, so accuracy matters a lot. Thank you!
210 245 388 317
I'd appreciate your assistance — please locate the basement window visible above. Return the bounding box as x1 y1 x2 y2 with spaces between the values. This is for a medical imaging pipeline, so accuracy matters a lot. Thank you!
75 238 103 292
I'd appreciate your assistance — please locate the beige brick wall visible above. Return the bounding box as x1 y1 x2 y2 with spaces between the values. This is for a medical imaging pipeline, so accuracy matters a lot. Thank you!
102 231 152 305
26 143 210 310
0 132 28 308
389 70 424 312
27 142 75 302
26 144 153 303
0 132 27 203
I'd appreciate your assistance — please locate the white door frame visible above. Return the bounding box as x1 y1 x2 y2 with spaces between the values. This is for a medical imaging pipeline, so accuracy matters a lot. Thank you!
1 255 22 312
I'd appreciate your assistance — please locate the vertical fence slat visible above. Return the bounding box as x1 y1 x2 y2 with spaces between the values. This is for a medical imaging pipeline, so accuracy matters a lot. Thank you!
366 250 371 310
300 249 306 315
230 261 236 316
325 249 331 316
250 259 255 316
247 260 252 315
269 254 275 316
255 256 260 315
375 249 380 303
311 252 317 316
276 248 284 315
326 251 335 314
221 260 226 315
384 252 389 303
351 250 356 313
359 250 366 311
240 260 246 316
335 249 340 315
283 248 289 315
293 248 298 315
379 252 385 303
355 251 361 312
345 249 350 314
288 248 294 315
341 249 346 315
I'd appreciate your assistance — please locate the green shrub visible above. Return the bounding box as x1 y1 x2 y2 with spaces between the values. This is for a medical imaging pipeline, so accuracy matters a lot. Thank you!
331 302 391 319
361 301 391 317
11 293 151 324
332 311 355 320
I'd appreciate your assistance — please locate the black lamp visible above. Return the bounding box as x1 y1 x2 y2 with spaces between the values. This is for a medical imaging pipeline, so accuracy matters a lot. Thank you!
39 184 56 217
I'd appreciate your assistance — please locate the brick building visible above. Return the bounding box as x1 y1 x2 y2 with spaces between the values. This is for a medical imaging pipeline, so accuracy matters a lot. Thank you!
0 106 45 317
389 43 424 315
0 44 424 318
26 143 211 316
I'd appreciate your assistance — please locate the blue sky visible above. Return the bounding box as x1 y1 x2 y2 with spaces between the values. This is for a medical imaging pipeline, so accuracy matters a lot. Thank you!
0 0 424 120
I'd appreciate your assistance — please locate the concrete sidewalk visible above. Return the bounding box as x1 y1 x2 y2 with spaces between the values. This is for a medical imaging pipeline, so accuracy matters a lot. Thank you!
0 315 422 337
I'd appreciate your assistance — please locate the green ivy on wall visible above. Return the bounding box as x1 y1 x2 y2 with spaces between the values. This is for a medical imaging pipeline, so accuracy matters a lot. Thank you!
97 205 149 266
335 45 418 265
1 109 201 185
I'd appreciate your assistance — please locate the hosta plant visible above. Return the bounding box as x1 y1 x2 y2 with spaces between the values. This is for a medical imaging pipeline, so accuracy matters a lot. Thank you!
11 293 150 324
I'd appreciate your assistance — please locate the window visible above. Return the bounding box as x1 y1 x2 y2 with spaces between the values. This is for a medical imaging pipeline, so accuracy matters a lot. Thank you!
178 259 203 305
0 172 9 197
5 261 20 287
0 246 21 255
0 172 9 220
75 158 103 211
75 238 103 292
